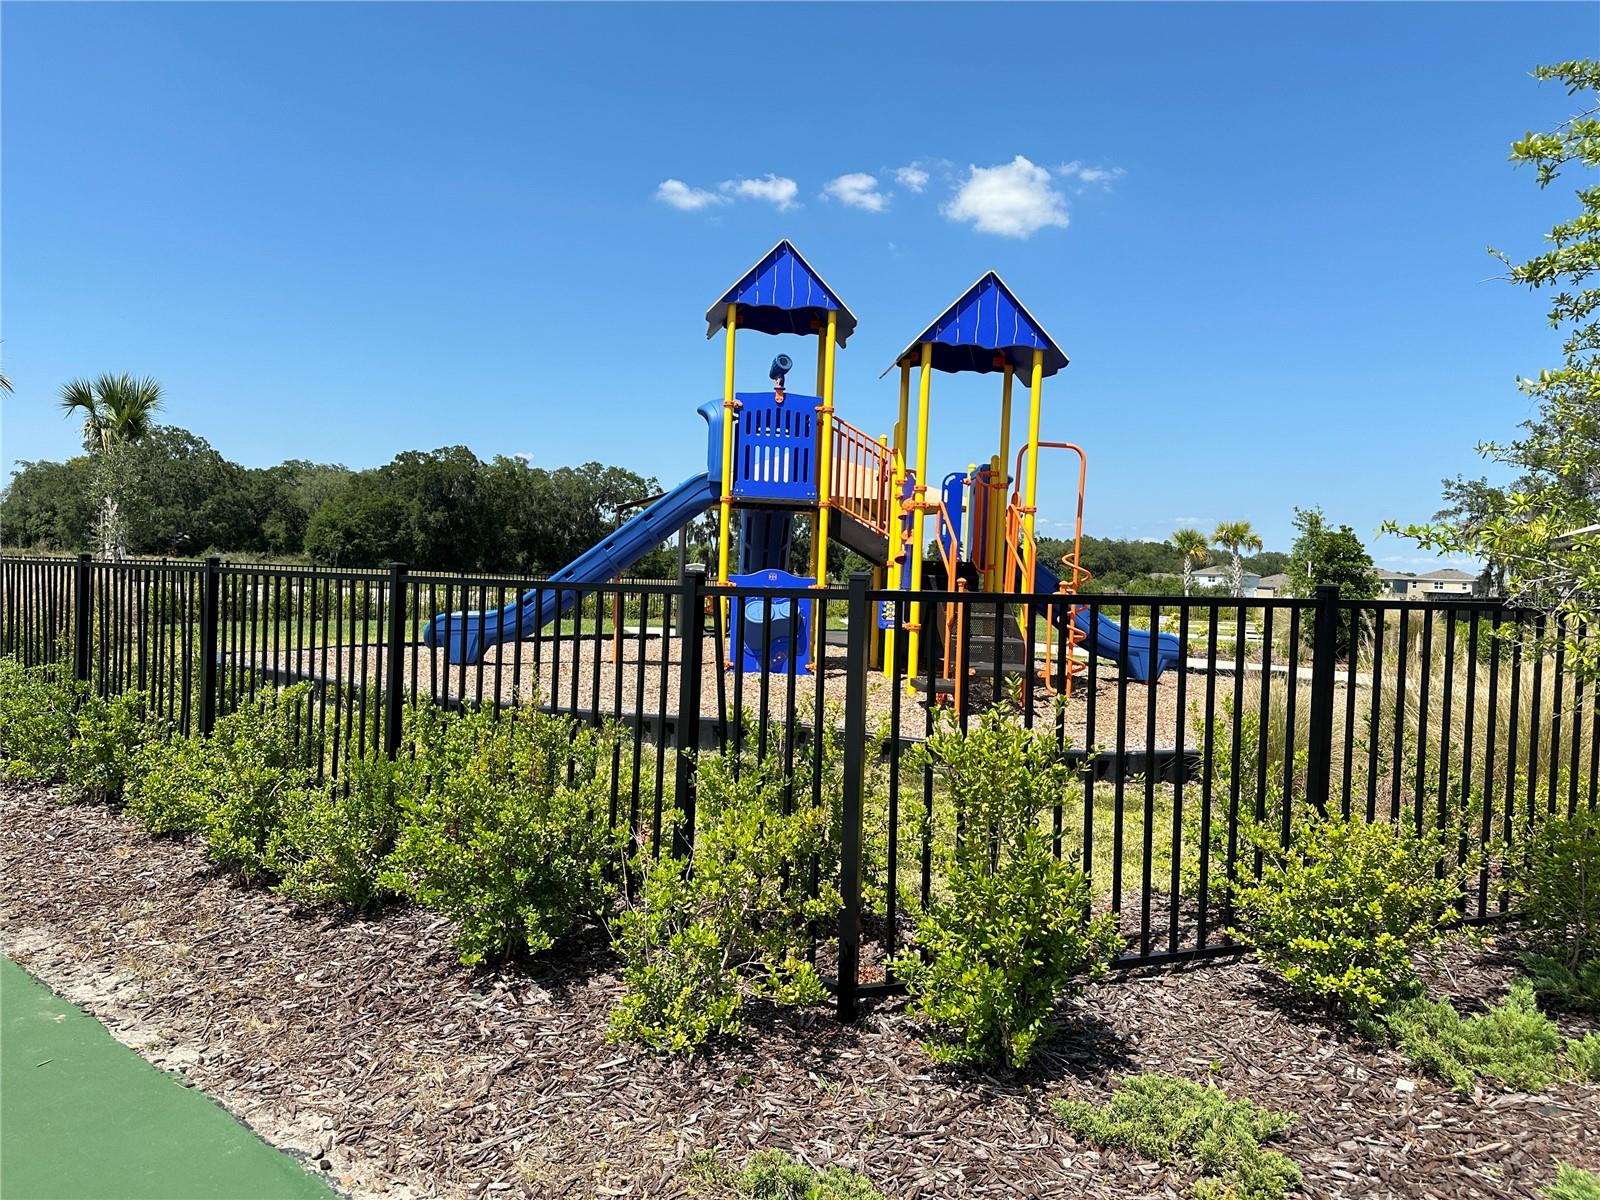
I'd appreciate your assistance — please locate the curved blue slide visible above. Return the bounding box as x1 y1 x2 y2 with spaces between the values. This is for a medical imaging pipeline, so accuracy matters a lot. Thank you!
424 471 718 664
1033 561 1183 683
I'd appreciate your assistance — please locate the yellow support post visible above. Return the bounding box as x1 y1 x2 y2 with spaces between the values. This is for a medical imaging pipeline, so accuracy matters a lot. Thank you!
883 361 911 678
716 305 738 641
993 364 1014 591
906 342 934 680
1022 347 1045 589
716 305 739 585
811 309 839 584
816 330 827 396
963 462 977 561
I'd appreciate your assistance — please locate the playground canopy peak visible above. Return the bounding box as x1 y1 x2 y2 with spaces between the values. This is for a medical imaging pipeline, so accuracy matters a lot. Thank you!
881 271 1068 381
704 240 858 346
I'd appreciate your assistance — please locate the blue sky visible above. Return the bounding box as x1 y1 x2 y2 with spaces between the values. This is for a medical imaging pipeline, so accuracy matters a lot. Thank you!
2 3 1593 566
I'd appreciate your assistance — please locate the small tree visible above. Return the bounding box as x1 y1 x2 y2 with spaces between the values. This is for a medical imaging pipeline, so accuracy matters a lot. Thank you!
1212 520 1263 596
59 373 163 560
1388 60 1600 678
1170 528 1209 595
1285 507 1380 649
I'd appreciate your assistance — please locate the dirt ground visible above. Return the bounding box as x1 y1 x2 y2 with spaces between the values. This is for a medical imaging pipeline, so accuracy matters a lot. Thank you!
2 784 1595 1200
240 630 1317 751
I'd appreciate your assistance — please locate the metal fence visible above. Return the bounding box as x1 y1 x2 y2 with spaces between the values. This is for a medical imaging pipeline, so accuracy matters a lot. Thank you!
2 552 1595 1019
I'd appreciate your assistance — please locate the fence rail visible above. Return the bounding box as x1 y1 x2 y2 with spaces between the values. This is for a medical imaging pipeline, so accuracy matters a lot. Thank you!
2 552 1595 1017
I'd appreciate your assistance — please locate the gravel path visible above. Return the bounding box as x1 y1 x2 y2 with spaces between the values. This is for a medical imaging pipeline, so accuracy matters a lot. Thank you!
3 785 1595 1200
235 631 1316 752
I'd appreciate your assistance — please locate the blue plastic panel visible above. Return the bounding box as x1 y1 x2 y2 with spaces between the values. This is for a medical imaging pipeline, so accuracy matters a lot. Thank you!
727 568 814 676
731 390 817 503
939 472 966 563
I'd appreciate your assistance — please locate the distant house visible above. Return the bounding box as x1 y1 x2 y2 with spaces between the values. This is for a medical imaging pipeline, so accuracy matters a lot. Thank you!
1191 563 1261 594
1413 568 1479 599
1253 573 1289 597
1373 567 1484 600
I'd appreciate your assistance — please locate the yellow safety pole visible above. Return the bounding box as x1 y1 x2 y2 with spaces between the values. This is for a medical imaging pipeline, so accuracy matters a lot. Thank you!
992 364 1014 590
987 453 1003 588
816 329 827 395
1021 348 1045 590
811 309 839 584
716 305 738 640
963 463 977 562
883 361 911 678
905 342 933 679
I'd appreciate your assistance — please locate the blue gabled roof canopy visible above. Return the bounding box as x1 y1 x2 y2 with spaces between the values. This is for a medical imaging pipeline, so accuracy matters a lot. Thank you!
883 271 1068 381
705 240 858 346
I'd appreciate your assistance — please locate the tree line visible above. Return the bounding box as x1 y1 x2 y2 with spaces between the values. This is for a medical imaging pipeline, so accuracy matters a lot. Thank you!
0 421 672 575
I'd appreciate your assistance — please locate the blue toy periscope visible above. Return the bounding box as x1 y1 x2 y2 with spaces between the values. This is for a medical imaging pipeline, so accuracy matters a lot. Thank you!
727 568 814 675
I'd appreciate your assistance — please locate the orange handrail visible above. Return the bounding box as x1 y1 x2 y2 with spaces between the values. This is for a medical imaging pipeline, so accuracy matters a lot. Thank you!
829 417 894 538
1005 442 1093 699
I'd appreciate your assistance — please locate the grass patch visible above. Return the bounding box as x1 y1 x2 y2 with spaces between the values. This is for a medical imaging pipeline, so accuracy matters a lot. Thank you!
1051 1073 1300 1200
687 1148 883 1200
1568 1032 1600 1083
1377 980 1564 1094
1522 954 1600 1014
1545 1164 1600 1200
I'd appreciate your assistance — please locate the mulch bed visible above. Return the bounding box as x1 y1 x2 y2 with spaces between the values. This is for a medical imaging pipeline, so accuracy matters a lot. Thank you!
1 784 1595 1200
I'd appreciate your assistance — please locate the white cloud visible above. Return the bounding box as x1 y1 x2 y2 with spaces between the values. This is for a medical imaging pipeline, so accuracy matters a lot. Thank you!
894 164 929 193
655 179 726 211
821 172 888 212
942 155 1069 238
1058 160 1125 188
720 174 799 210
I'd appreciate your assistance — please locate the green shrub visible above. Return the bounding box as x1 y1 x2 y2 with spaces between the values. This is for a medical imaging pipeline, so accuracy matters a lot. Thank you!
1052 1074 1300 1200
687 1148 883 1200
122 685 320 880
607 744 834 1052
1522 953 1600 1013
0 658 81 783
64 690 156 804
274 752 406 910
1568 1032 1600 1082
124 733 219 835
1502 808 1600 970
892 710 1121 1069
1379 980 1565 1094
1545 1165 1600 1200
1228 810 1463 1017
199 686 321 883
381 705 621 965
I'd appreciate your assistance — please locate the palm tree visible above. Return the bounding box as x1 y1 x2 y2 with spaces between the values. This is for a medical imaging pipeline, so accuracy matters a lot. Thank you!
59 374 163 559
1170 528 1209 596
1211 520 1263 597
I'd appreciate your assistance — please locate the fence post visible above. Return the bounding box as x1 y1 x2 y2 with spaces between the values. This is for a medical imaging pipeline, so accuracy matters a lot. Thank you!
1303 583 1339 817
72 553 93 684
198 555 221 735
836 570 870 1022
672 564 706 858
384 562 408 758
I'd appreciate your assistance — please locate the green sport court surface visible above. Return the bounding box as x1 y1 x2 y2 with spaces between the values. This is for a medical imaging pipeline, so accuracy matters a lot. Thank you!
1 956 336 1200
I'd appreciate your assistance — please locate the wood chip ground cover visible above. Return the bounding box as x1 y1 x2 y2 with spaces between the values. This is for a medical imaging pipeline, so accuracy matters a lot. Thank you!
1 785 1595 1199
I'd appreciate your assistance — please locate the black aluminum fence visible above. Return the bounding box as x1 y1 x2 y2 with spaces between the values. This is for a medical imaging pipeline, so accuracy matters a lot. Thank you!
2 553 1596 1019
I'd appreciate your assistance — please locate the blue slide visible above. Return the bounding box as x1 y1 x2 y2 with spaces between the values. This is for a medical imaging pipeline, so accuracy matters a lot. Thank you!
424 471 718 664
1033 561 1183 683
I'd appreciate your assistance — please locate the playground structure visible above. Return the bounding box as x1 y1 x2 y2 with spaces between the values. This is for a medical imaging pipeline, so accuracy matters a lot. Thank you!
425 240 1180 692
